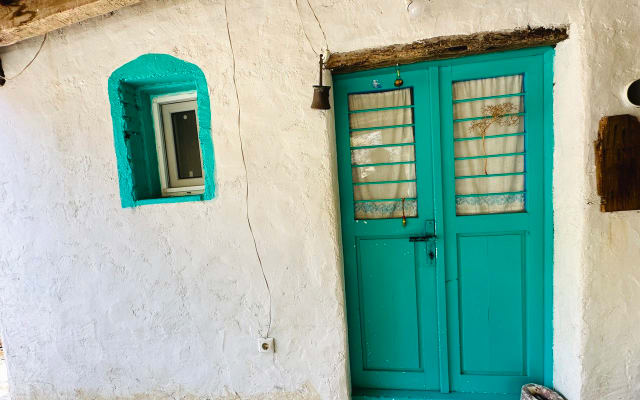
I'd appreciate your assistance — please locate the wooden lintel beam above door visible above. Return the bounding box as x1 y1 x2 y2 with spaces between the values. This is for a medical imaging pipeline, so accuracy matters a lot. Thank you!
0 0 140 47
325 26 568 73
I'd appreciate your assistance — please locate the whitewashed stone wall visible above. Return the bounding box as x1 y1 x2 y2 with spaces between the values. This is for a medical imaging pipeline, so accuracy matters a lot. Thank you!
0 0 637 399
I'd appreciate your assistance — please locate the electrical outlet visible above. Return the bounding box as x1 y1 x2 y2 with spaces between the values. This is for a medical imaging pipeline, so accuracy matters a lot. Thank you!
258 337 274 353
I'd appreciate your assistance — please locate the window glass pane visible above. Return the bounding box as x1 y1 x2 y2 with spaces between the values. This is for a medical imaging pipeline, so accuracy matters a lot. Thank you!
349 108 413 129
452 75 523 102
352 164 416 183
452 75 525 215
170 110 202 179
348 88 418 220
454 116 524 139
351 145 415 166
355 199 417 220
455 175 525 196
456 193 525 216
454 135 524 158
349 88 412 111
350 127 414 147
353 182 417 201
455 155 525 177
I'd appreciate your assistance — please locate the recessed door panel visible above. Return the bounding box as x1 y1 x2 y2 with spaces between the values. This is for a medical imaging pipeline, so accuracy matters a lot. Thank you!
359 238 421 371
458 233 525 376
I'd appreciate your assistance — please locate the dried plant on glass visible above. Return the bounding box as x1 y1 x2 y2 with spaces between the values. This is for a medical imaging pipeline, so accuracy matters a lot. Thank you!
468 103 520 175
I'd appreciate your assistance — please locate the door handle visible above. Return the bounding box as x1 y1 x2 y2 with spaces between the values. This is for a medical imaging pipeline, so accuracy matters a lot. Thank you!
408 234 436 242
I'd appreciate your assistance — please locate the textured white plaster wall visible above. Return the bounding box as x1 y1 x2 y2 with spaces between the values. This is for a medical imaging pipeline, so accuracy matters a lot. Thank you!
579 2 640 399
0 0 628 399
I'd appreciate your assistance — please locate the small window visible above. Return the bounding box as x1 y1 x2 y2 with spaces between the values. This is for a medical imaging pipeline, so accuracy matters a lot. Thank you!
152 92 204 196
108 54 214 208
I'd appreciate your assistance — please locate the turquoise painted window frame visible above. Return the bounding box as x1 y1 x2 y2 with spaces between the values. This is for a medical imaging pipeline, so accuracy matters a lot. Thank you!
333 46 555 398
108 54 215 208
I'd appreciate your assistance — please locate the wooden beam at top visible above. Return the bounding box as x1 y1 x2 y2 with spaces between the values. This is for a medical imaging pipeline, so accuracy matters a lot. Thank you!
0 0 140 46
325 26 569 74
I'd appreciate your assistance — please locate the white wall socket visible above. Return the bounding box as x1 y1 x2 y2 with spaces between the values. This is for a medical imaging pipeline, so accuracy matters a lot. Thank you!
258 337 274 353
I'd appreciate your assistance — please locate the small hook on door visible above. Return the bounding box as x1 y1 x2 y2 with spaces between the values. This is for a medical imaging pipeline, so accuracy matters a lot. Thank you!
394 64 404 87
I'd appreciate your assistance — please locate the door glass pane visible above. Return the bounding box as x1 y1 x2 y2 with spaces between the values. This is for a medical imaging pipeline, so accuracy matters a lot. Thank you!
452 75 526 215
170 110 203 179
348 89 418 220
351 127 414 147
352 164 416 183
351 145 415 165
353 182 417 201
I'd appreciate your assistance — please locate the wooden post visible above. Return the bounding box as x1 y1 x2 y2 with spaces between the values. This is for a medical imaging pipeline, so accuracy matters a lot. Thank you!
325 26 569 73
0 0 140 46
595 114 640 212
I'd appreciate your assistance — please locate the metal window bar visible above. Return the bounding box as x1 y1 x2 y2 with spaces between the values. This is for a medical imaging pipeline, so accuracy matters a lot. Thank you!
354 197 417 203
452 92 526 104
353 179 417 186
350 123 415 132
349 105 414 114
454 132 525 142
455 191 525 198
350 142 415 150
454 152 525 161
352 161 416 168
453 112 525 124
455 172 525 180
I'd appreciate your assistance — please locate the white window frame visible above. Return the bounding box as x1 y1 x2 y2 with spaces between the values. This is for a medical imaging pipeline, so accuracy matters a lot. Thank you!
151 91 205 197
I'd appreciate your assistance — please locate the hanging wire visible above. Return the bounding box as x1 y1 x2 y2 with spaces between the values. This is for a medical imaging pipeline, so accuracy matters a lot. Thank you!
295 0 329 55
224 0 272 339
0 33 48 82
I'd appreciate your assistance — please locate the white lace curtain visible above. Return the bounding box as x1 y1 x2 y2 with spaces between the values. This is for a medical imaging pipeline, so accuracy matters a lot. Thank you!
346 77 525 219
349 89 417 219
452 75 526 215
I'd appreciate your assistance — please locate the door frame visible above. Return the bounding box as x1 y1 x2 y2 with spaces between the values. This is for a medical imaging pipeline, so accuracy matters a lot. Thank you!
332 46 555 398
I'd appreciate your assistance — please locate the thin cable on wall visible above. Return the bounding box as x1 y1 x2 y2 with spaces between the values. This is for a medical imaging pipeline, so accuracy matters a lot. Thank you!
0 33 47 83
224 0 272 339
295 0 330 55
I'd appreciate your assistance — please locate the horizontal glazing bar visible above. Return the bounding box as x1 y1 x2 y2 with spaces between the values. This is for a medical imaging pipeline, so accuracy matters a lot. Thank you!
453 112 525 123
350 142 415 150
452 92 526 104
350 123 415 132
354 197 417 203
352 161 416 168
454 152 525 161
353 179 417 186
349 105 414 114
454 132 525 142
455 172 526 180
456 191 525 198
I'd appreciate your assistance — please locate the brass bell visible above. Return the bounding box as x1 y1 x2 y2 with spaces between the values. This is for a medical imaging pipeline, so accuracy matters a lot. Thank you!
311 54 331 110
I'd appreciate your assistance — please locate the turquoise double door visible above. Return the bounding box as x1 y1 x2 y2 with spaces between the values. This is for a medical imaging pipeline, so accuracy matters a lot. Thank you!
334 48 553 397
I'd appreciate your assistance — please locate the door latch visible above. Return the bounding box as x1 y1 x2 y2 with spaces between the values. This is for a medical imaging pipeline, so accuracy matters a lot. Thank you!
408 234 436 242
409 235 436 260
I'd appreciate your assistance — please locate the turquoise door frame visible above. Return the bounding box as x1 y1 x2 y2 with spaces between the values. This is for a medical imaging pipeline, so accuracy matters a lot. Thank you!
333 47 555 399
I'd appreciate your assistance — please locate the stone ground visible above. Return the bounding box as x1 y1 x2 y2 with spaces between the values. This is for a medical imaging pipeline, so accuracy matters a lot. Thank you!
0 348 8 400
